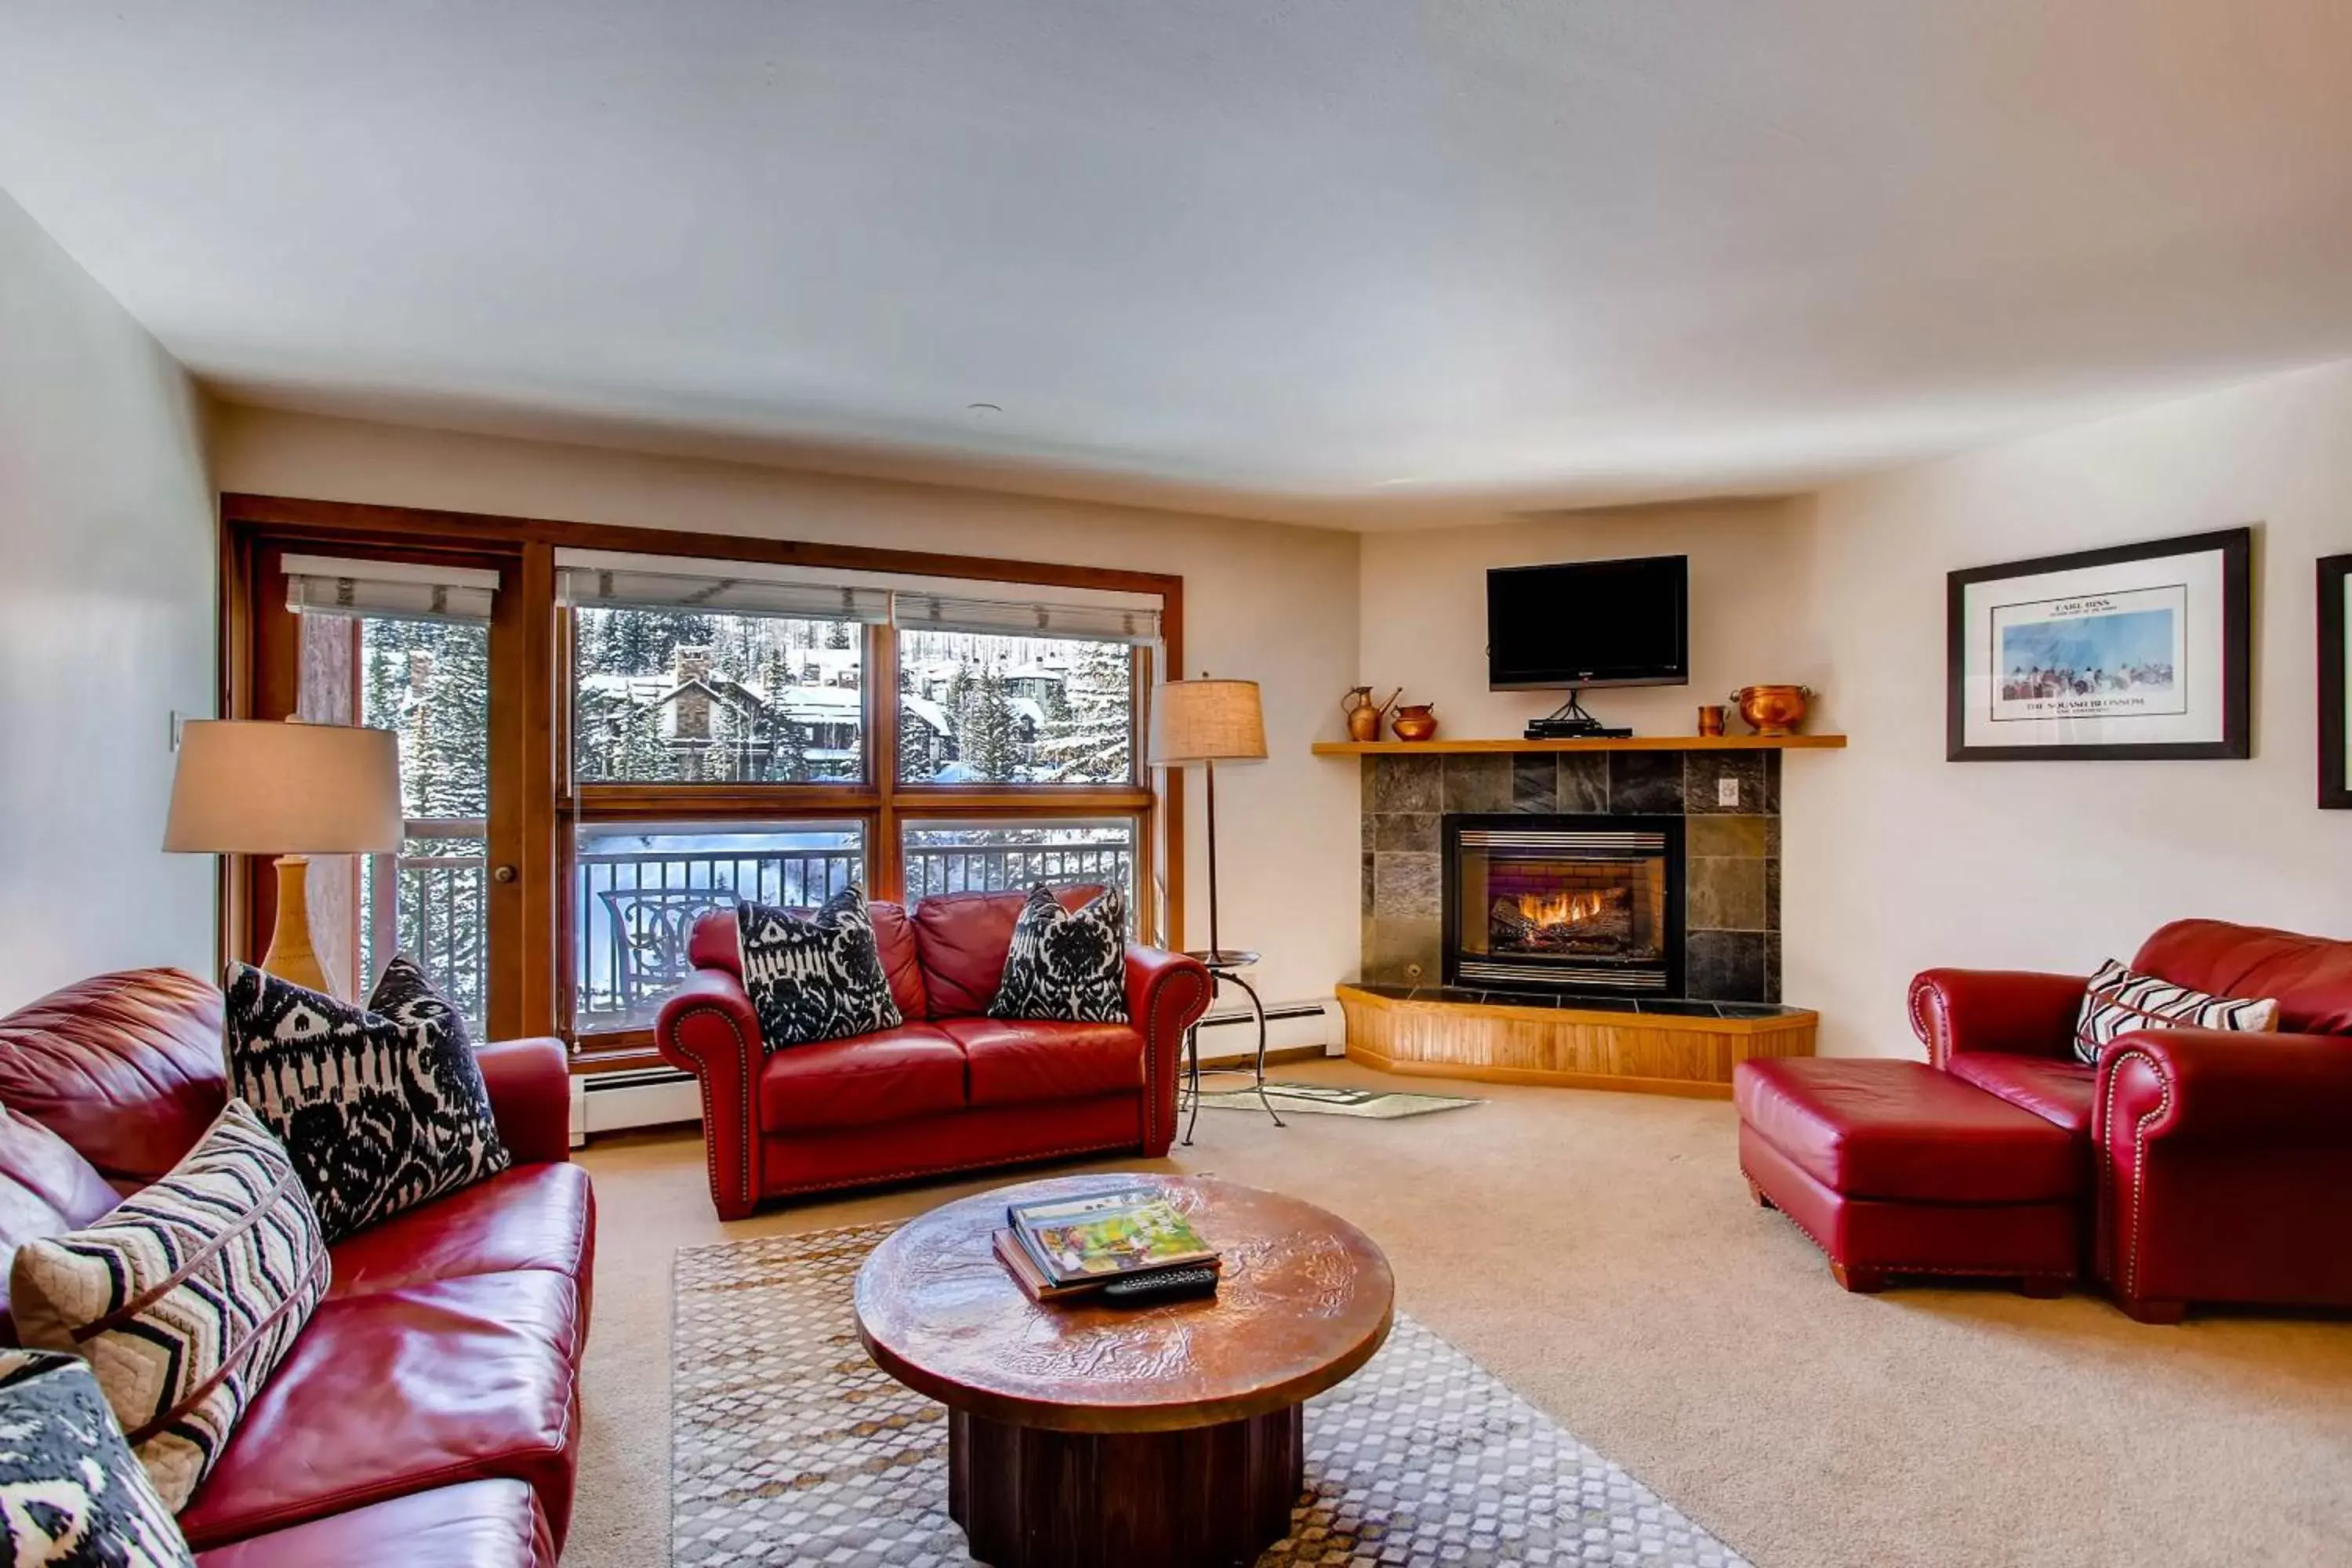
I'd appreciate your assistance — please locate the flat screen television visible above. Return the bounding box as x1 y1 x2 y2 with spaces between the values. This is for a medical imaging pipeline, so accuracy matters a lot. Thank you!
1486 555 1689 689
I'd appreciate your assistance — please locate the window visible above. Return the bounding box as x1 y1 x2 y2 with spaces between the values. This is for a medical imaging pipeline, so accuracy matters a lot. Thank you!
901 819 1138 924
572 820 865 1031
572 608 864 784
234 498 1178 1061
897 631 1134 785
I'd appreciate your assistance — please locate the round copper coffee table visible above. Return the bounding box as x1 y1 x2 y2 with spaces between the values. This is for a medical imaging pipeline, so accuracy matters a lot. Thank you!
854 1174 1394 1568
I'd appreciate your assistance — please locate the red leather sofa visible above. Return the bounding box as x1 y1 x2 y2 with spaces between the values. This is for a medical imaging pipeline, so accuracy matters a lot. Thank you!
0 967 593 1568
1740 918 2352 1323
656 888 1214 1218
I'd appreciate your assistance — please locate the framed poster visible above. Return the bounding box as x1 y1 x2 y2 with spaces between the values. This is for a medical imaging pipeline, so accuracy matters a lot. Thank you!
1947 527 2251 761
2321 554 2350 808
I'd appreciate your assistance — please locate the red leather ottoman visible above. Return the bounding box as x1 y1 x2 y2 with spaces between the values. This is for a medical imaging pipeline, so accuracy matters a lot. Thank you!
1734 1058 2083 1295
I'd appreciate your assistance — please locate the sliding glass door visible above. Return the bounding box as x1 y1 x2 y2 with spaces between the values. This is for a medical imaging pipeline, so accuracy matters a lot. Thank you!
243 542 538 1039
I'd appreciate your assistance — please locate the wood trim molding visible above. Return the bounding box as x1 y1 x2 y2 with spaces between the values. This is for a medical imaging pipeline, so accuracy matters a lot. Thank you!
220 492 1182 600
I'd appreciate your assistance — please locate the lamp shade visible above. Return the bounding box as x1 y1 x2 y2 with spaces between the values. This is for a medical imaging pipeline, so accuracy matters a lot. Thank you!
164 720 404 855
1148 679 1267 765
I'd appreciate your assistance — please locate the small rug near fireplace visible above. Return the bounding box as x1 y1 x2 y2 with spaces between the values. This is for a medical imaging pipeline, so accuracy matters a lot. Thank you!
1194 1080 1483 1120
673 1224 1749 1567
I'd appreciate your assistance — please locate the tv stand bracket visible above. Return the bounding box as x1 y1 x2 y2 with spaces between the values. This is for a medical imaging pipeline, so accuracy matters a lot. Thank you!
1524 690 1633 740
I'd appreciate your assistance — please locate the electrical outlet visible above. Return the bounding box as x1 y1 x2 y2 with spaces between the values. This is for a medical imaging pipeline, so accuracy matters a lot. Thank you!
1717 776 1739 807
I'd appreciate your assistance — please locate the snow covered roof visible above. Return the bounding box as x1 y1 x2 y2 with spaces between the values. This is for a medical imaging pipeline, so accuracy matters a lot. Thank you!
900 696 953 735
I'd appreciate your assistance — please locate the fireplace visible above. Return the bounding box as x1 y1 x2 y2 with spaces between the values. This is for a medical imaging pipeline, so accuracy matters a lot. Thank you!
1443 814 1684 996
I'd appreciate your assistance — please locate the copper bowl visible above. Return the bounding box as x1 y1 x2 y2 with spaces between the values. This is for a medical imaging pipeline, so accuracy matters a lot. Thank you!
1389 703 1439 742
1730 684 1812 736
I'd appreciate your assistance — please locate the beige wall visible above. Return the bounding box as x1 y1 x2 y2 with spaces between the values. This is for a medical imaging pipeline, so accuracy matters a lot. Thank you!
1788 359 2352 1057
210 406 1364 1012
0 191 216 1007
1354 499 1823 744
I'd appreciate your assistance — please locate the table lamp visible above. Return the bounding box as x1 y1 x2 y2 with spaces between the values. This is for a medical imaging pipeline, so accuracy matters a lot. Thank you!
1147 677 1267 963
164 718 404 996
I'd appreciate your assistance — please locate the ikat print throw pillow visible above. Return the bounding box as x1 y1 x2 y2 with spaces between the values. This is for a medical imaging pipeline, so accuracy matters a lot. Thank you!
736 886 903 1051
2072 958 2278 1065
223 956 512 1240
988 884 1129 1024
0 1349 195 1566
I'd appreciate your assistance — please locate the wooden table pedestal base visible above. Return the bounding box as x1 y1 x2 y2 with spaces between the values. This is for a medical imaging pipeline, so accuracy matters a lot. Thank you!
947 1404 1303 1568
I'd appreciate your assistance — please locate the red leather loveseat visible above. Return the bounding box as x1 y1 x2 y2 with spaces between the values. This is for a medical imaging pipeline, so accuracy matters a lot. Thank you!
657 888 1214 1218
0 967 593 1568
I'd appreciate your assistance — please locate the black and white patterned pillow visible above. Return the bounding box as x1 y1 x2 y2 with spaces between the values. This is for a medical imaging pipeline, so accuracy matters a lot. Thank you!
0 1350 194 1566
737 887 902 1051
223 957 512 1240
2073 957 2279 1065
988 884 1129 1024
7 1102 330 1514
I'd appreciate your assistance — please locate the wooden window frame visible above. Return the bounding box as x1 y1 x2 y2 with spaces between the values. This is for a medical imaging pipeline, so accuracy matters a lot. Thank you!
220 493 1185 1072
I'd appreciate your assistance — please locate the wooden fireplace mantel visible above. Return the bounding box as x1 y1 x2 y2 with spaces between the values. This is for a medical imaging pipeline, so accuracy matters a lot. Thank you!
1312 735 1845 755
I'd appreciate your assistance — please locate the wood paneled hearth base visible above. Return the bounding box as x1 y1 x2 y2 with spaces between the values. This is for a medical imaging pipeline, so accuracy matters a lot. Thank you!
1338 984 1816 1099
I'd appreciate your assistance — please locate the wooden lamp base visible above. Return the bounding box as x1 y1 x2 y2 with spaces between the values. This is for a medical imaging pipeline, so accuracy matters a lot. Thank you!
260 854 336 996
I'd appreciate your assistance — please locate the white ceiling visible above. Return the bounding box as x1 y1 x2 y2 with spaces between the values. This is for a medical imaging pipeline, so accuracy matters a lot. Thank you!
4 2 2350 529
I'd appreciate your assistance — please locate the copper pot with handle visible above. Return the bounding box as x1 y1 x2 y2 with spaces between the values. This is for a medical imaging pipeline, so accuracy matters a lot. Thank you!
1389 702 1439 742
1729 684 1813 736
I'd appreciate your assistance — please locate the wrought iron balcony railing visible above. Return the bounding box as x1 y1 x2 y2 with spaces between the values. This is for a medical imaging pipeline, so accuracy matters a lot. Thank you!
362 822 1136 1036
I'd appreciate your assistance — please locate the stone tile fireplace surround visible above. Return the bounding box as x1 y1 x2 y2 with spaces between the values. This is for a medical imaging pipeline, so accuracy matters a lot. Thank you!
1361 749 1780 1004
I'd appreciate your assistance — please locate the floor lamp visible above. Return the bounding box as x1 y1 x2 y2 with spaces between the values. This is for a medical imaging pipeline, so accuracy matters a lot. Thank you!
165 718 404 996
1149 677 1281 1138
1148 677 1267 962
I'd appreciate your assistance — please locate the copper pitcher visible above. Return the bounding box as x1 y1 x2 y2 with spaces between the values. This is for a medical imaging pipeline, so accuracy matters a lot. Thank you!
1390 702 1439 742
1342 685 1400 742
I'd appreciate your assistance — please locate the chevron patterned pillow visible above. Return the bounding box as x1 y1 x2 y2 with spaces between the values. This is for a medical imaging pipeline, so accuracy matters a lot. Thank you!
2072 958 2280 1065
0 1349 194 1565
7 1101 331 1512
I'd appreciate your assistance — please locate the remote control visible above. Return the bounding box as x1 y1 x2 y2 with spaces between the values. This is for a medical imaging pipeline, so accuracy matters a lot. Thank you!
1101 1266 1219 1305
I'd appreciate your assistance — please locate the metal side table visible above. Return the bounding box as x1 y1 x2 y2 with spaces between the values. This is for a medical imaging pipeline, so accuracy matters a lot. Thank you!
1180 949 1286 1145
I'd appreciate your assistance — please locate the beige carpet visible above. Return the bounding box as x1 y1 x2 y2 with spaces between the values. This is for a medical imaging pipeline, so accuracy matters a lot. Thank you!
567 1061 2352 1568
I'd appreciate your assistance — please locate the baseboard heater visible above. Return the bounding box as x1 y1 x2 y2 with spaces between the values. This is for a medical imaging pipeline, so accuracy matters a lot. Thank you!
1192 1000 1337 1065
568 1000 1341 1143
570 1065 700 1146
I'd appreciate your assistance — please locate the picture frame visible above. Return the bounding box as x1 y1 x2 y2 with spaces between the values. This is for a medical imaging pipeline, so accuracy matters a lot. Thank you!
2321 554 2350 808
1946 527 2251 762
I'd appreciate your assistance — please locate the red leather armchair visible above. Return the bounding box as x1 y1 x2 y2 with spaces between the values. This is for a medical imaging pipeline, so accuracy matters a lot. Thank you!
0 967 592 1568
1911 919 2352 1323
657 888 1214 1218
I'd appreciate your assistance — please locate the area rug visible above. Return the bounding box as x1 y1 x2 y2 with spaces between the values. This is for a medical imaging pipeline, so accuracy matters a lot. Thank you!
673 1223 1747 1567
1193 1080 1483 1120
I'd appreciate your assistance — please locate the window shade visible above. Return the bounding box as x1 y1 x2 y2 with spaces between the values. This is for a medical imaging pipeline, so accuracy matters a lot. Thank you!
554 552 891 623
283 555 499 624
550 548 1163 641
894 592 1162 645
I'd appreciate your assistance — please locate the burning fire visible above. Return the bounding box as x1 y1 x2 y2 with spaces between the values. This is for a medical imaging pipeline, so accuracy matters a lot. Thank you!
1515 890 1613 928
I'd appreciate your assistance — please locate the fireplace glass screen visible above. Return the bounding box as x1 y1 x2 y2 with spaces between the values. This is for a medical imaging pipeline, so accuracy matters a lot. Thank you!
1446 818 1681 994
